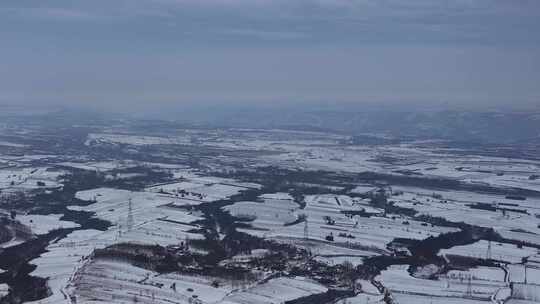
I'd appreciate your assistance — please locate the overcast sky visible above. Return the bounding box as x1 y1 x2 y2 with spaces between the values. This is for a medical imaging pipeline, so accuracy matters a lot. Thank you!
1 0 539 110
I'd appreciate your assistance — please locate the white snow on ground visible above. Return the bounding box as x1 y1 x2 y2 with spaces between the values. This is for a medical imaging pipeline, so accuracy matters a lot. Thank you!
0 238 24 249
55 159 190 173
390 293 490 304
225 249 270 264
511 283 540 302
57 160 190 172
337 293 384 303
78 130 540 196
357 279 381 295
313 255 365 267
226 193 457 266
0 167 63 191
508 264 540 284
233 193 455 250
336 280 385 304
27 229 110 304
16 214 79 235
440 240 538 264
0 214 78 249
146 174 260 203
56 160 135 172
68 257 326 304
26 186 207 303
0 283 8 298
85 133 192 146
261 145 380 173
260 192 294 200
498 230 540 247
18 131 540 196
446 266 506 283
105 172 145 181
5 129 540 304
73 259 230 303
0 141 28 148
71 188 204 245
350 185 377 195
302 194 454 249
391 186 540 247
224 193 300 229
0 154 59 164
241 133 540 194
378 264 506 303
222 276 327 304
506 300 540 304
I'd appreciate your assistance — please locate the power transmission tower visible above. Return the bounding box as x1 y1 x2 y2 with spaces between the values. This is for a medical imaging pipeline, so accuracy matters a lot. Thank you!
127 197 134 232
486 240 492 260
466 275 472 297
304 217 309 240
116 217 123 240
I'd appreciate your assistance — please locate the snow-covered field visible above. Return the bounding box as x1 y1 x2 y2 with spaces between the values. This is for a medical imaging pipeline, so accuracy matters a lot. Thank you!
72 188 204 245
3 127 540 304
391 186 540 245
222 276 327 304
146 172 261 203
147 181 250 203
16 214 79 235
73 259 232 304
0 284 8 298
27 229 108 304
57 160 135 172
0 167 64 191
440 240 538 264
226 193 458 266
86 133 192 146
224 192 299 229
69 256 326 304
378 264 507 303
25 186 207 302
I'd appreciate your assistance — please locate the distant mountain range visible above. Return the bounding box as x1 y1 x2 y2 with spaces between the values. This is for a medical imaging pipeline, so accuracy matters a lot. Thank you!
160 106 540 144
3 104 540 144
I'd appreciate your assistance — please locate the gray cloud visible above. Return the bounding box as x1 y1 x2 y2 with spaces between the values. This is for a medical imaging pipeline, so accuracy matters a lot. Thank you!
2 0 539 45
0 1 538 109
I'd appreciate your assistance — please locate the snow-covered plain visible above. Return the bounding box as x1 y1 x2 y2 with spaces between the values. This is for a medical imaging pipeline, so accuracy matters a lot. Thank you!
226 193 458 266
3 127 540 303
